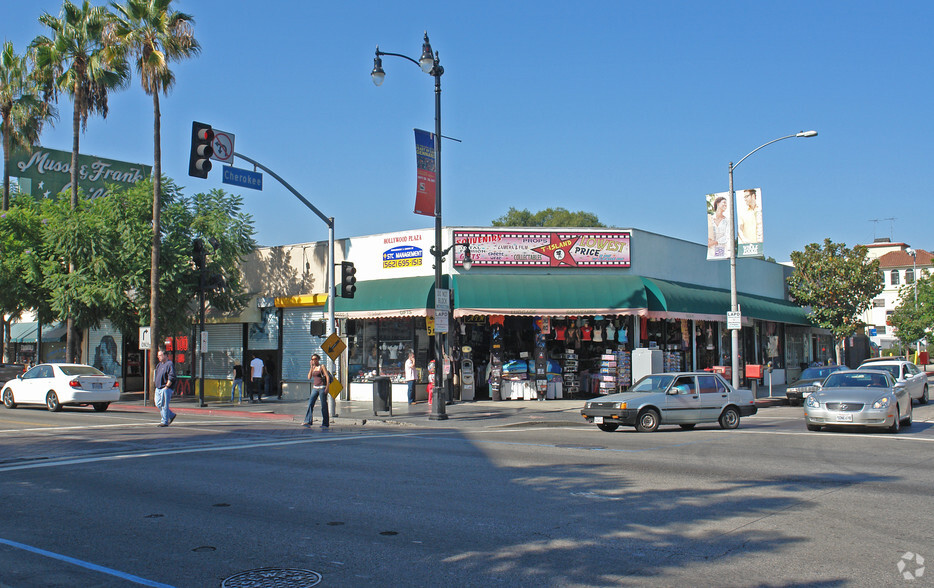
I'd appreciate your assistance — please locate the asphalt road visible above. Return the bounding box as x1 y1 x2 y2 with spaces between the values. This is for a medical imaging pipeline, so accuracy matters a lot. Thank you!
1 403 933 587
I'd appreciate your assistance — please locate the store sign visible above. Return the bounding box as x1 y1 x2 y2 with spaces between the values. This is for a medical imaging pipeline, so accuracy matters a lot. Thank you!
11 146 151 199
383 245 423 269
452 230 631 268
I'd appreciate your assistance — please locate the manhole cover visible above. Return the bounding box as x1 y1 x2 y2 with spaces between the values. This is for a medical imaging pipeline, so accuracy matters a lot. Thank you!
222 568 322 587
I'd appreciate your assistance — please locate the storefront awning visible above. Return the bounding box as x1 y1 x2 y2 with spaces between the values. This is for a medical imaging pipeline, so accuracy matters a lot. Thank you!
451 275 648 317
335 276 444 319
642 278 812 325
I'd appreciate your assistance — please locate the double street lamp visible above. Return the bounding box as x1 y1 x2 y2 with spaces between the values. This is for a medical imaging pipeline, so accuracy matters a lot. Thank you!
727 131 817 389
372 33 451 420
906 248 920 358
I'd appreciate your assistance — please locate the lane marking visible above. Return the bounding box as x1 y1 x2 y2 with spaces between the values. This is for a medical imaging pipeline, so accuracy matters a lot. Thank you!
0 536 175 587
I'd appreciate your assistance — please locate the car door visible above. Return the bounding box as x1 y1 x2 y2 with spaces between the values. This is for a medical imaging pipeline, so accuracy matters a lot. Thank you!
663 375 701 423
906 363 925 400
18 365 47 404
698 374 727 421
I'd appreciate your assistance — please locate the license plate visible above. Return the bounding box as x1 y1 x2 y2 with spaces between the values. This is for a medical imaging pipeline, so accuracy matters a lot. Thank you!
92 383 102 390
835 414 853 422
594 416 604 424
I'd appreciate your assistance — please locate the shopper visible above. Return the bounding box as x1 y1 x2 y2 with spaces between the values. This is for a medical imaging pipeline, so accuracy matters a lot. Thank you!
154 347 177 427
405 349 417 405
249 354 265 403
231 362 243 403
303 354 330 428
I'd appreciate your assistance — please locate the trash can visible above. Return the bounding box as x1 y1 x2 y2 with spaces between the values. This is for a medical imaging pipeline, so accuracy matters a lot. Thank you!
372 376 392 416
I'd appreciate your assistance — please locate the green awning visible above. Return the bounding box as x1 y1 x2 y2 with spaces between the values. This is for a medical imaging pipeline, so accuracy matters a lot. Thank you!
452 274 648 317
334 276 446 318
10 322 39 343
643 278 812 325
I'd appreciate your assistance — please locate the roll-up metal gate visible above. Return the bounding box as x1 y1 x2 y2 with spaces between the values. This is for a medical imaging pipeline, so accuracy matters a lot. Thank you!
201 323 243 378
282 308 328 381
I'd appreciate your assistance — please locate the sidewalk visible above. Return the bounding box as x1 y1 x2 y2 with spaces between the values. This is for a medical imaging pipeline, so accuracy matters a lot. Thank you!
111 387 788 429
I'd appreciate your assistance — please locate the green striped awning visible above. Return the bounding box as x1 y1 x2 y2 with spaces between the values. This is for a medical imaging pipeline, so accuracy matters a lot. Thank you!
642 278 812 325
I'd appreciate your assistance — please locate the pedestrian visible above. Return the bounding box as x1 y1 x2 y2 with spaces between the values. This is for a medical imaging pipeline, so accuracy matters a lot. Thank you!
303 354 330 428
231 362 244 403
427 358 436 406
249 354 265 403
154 347 177 427
405 349 417 405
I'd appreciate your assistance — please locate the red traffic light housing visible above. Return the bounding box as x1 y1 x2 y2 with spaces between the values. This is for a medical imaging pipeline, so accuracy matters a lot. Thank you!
188 121 214 178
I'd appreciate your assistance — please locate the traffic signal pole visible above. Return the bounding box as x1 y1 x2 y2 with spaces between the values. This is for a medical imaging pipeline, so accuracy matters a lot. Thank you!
232 151 337 365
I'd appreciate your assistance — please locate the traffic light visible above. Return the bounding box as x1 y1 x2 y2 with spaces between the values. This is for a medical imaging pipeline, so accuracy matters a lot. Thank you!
188 121 214 178
340 261 357 298
192 238 205 269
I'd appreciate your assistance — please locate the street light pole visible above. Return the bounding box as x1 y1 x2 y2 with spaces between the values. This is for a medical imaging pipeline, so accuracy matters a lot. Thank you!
373 33 448 420
727 130 817 389
907 248 919 358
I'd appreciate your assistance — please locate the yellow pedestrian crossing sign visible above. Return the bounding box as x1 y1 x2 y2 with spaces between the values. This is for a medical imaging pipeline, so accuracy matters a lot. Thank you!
328 379 343 399
323 332 346 362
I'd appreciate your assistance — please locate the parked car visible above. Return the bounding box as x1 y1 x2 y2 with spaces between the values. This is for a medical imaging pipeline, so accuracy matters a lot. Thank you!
804 369 910 433
0 363 26 386
857 357 928 404
785 365 847 406
581 372 757 432
1 363 119 412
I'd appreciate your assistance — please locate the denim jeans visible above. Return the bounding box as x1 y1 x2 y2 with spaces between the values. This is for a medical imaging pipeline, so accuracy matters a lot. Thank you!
155 386 175 425
407 380 416 404
305 385 329 426
231 378 243 402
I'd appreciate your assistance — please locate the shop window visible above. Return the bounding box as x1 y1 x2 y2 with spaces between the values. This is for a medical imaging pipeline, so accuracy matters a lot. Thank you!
347 318 420 383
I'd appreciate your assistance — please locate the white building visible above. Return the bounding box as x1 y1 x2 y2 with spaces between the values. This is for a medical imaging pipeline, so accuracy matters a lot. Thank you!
861 238 932 350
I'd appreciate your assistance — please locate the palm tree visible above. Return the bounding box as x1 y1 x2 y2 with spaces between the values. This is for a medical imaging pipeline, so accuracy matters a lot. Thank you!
31 0 129 362
0 42 54 212
109 0 200 389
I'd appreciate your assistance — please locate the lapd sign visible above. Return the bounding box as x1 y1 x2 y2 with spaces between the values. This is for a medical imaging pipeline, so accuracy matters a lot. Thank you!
727 311 742 330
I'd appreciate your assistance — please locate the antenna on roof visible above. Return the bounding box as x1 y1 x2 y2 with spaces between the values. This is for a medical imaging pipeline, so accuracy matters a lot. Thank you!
884 217 896 241
869 219 880 241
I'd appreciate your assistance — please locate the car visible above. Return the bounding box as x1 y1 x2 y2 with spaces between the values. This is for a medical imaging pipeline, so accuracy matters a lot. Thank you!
580 371 757 432
857 357 928 404
0 363 26 386
785 364 847 406
1 363 119 412
804 369 910 433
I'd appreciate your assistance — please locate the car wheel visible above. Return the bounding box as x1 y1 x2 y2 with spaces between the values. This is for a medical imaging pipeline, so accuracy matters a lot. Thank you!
635 409 660 432
921 385 929 405
719 406 740 429
597 422 620 432
92 402 110 412
806 424 822 432
2 388 15 409
679 423 696 430
888 405 900 433
46 391 62 412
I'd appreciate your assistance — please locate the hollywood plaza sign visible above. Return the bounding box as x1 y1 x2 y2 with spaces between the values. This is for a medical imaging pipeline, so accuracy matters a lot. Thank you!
11 147 151 199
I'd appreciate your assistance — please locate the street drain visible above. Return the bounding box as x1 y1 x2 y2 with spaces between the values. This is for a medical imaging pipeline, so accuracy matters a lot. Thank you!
379 531 398 536
192 546 216 552
326 521 344 526
144 514 163 518
213 503 231 507
221 567 322 587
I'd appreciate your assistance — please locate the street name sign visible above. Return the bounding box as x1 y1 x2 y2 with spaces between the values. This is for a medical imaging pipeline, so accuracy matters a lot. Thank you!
222 165 263 191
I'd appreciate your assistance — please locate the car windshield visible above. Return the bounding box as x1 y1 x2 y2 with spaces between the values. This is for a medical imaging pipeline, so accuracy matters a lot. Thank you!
59 365 106 377
800 367 838 380
823 372 889 388
630 375 675 392
858 364 898 379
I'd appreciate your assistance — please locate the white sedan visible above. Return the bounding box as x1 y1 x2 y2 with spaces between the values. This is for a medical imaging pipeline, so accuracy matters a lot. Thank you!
1 363 119 412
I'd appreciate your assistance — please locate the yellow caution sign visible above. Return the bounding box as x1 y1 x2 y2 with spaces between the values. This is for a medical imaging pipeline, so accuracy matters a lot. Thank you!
323 332 346 362
328 379 343 399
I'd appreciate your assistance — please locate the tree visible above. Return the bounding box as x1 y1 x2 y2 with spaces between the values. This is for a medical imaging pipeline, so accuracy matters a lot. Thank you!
0 196 48 362
492 207 606 227
888 276 933 350
31 0 130 361
109 0 199 390
787 238 883 363
0 41 55 212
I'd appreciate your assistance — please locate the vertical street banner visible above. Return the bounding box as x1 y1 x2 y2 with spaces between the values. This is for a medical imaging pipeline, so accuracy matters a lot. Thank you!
736 188 764 257
705 191 731 260
414 129 436 217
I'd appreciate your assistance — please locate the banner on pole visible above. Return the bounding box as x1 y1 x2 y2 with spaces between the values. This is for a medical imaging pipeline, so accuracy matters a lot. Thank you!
414 129 436 217
705 191 731 261
736 188 764 258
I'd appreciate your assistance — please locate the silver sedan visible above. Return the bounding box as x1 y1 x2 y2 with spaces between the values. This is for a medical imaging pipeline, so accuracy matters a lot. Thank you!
804 369 911 433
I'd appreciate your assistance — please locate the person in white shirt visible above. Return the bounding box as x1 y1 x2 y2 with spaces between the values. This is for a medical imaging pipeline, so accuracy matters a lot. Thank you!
249 354 265 403
405 350 417 405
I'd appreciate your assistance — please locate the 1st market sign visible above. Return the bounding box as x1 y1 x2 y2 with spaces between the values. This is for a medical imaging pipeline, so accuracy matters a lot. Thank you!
11 147 151 199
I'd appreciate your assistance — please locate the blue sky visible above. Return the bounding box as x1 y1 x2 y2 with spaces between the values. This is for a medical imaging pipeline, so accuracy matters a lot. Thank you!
3 0 932 261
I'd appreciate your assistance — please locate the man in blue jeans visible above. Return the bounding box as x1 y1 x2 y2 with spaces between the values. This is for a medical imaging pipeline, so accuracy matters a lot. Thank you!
405 349 417 404
154 347 177 427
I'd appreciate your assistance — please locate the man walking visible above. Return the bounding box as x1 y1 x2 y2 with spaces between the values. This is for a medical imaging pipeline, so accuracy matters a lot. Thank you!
249 354 265 403
154 347 177 427
405 349 417 405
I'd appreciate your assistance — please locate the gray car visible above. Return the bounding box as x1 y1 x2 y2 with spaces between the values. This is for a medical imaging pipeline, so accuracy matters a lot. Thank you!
785 365 847 406
581 372 757 432
804 369 911 433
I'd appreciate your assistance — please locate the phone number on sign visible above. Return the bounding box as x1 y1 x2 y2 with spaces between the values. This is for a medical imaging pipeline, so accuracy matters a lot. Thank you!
383 258 423 269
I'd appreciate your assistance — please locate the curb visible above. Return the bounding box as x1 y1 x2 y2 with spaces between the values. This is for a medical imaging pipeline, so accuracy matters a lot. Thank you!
109 403 298 422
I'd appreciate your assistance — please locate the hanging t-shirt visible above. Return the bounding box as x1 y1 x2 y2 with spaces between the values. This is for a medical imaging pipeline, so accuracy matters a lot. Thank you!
593 326 604 342
580 325 593 341
555 326 567 341
605 323 617 342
